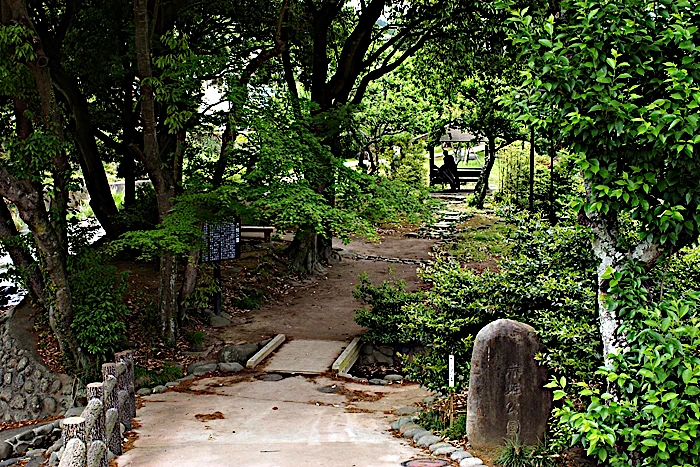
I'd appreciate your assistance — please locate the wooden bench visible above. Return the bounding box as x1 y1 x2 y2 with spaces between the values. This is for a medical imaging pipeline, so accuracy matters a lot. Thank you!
430 167 483 189
241 226 275 242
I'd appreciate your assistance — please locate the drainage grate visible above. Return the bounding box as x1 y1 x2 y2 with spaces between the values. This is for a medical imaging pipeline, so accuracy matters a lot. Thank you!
401 459 449 467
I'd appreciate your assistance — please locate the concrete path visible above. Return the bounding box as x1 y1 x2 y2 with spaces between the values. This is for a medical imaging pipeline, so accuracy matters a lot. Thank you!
263 340 347 374
117 374 430 467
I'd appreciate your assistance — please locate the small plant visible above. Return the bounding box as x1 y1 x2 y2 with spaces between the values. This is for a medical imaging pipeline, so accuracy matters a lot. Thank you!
417 408 467 440
183 330 206 348
495 437 557 467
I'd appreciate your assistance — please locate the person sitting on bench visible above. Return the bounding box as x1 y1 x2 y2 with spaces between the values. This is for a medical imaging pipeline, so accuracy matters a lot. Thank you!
438 151 460 191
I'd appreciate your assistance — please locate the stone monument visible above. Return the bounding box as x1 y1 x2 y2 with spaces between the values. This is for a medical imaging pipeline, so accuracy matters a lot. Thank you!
466 319 551 446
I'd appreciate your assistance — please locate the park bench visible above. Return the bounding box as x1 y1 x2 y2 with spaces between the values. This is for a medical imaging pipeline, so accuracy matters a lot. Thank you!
240 225 275 242
430 166 483 190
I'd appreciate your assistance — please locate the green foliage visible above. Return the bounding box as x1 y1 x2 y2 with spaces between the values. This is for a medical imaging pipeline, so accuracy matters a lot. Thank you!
507 0 700 250
417 410 467 440
182 264 220 312
116 186 245 259
355 215 600 392
449 214 511 263
495 437 557 467
68 248 129 365
183 330 206 348
353 272 423 344
237 98 435 240
550 287 700 466
656 246 700 300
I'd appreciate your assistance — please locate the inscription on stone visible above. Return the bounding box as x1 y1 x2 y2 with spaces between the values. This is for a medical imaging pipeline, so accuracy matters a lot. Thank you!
466 319 552 447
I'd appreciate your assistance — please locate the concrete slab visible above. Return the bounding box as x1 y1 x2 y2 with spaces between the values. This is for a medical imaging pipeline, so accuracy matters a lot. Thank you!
117 375 430 467
263 339 347 374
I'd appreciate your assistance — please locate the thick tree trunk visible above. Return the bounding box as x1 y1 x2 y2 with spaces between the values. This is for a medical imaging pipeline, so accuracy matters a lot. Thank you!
472 137 496 208
2 0 86 370
0 200 46 309
51 65 119 237
287 227 336 274
581 180 663 368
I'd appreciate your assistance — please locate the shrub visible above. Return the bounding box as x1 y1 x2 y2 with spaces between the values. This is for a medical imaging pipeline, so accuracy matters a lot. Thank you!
134 363 183 389
69 248 130 367
355 215 600 392
353 272 423 344
549 290 700 466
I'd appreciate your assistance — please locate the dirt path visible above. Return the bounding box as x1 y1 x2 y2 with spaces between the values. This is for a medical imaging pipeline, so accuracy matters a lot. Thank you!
209 235 435 346
119 234 438 467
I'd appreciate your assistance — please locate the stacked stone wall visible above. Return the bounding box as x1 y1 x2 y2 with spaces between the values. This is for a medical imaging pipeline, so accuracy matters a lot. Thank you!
0 308 73 423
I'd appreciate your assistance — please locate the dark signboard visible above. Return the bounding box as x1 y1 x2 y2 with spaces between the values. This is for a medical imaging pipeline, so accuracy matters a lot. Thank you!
202 219 241 262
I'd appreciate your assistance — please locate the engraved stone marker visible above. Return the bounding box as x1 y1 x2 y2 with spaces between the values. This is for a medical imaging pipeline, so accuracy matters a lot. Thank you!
466 319 551 446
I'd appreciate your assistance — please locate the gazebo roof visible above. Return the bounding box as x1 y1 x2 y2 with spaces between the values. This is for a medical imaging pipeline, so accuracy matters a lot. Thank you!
439 128 481 142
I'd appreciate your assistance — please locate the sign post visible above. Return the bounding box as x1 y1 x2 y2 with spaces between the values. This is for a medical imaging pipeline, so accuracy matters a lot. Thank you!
202 218 241 315
448 354 455 427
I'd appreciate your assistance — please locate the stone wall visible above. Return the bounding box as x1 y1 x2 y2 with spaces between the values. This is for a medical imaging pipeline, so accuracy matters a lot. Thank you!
0 307 73 423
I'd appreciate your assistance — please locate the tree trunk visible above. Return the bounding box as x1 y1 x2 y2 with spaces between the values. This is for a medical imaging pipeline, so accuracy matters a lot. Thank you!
581 177 663 367
472 137 496 208
2 0 86 371
0 200 46 309
287 227 336 274
51 64 119 238
159 254 178 343
121 78 137 209
134 0 179 343
178 249 200 323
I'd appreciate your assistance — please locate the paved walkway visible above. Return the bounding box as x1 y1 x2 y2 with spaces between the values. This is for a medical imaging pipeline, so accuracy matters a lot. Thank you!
263 340 347 374
117 374 429 467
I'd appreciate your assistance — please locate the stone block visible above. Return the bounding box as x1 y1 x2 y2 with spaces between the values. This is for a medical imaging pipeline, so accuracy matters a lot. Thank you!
398 423 419 434
433 446 457 455
0 441 11 460
217 343 259 364
411 429 431 441
218 363 244 373
373 352 393 365
429 442 453 452
460 458 483 467
186 361 218 375
416 434 441 447
466 319 552 447
451 450 472 461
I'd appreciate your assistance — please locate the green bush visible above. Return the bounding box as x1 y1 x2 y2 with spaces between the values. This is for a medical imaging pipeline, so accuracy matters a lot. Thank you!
417 410 467 440
353 272 423 344
495 145 583 221
355 215 600 392
69 249 130 366
549 290 700 466
656 246 700 300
